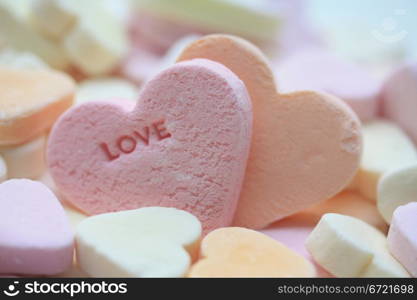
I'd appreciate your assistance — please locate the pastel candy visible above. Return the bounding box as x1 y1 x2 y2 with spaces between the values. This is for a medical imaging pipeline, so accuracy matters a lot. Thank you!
388 203 417 277
76 207 201 277
378 164 417 223
304 191 387 232
0 135 46 179
0 2 69 69
134 0 280 50
31 0 129 75
276 50 381 121
188 227 315 277
306 213 409 277
382 62 417 143
261 214 332 277
64 9 128 76
31 0 80 39
0 179 73 275
178 34 362 229
48 59 252 233
0 67 75 145
353 120 417 200
76 78 139 105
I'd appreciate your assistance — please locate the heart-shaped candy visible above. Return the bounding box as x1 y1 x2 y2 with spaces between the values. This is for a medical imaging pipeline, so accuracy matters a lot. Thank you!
178 35 362 229
0 179 73 275
0 67 75 145
378 163 417 223
48 59 252 233
76 207 201 277
388 202 417 277
188 227 315 277
306 213 409 277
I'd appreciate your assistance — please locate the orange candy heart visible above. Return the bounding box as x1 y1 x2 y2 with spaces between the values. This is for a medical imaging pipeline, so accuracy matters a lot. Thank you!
178 35 362 229
188 227 315 277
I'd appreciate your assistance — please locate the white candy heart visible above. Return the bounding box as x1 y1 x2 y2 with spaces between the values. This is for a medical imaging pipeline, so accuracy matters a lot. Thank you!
76 207 201 277
378 163 417 223
306 213 409 277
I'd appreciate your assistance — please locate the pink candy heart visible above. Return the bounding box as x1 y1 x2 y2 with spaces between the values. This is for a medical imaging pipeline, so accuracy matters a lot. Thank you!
48 59 252 233
0 179 73 275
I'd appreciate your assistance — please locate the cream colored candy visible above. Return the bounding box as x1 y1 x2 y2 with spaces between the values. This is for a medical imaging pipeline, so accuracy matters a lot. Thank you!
31 0 80 39
353 120 417 200
306 213 409 277
76 207 201 277
64 4 128 76
76 77 139 105
30 0 128 75
0 68 75 145
135 0 280 44
0 48 48 69
31 0 129 40
0 2 69 69
189 227 315 277
378 163 417 223
0 0 33 20
0 134 46 179
0 155 7 182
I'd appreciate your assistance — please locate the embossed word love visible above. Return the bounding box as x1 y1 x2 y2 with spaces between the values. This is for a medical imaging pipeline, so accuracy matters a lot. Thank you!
100 120 171 161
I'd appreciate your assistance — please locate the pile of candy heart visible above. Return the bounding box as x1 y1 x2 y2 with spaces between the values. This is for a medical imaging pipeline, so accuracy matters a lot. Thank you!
0 0 416 278
1 34 416 278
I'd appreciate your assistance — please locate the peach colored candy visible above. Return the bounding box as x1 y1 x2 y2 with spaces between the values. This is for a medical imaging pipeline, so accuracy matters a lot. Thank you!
48 59 252 234
178 34 362 229
304 191 387 233
0 67 75 145
188 227 315 277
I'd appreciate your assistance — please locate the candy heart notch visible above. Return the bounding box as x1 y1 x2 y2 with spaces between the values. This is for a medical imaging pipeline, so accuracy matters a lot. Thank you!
0 179 73 275
48 59 252 233
76 207 202 277
178 35 362 229
188 227 315 277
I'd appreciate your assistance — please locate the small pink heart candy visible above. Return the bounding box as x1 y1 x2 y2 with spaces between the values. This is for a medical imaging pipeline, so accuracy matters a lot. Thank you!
0 179 73 275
